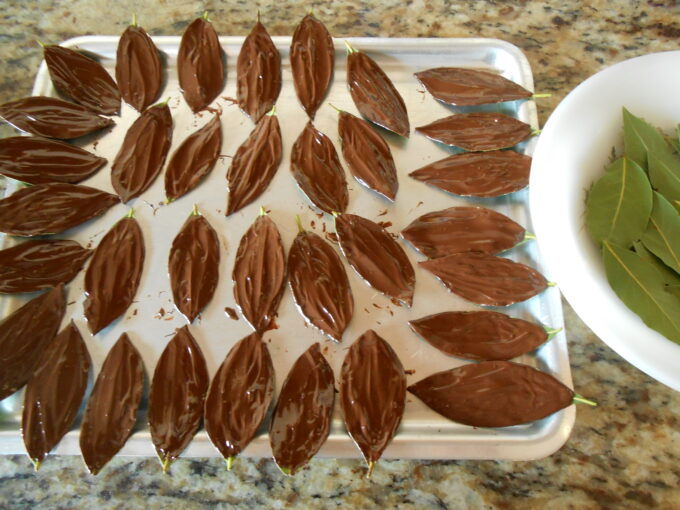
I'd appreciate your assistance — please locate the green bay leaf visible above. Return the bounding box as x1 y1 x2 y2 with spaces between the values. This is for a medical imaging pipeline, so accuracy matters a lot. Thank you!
622 108 670 170
585 157 653 247
641 192 680 274
603 241 680 344
633 240 680 283
648 151 680 203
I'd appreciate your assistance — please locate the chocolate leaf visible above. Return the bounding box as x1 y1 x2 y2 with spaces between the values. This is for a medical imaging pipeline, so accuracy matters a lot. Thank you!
409 150 531 198
204 333 274 461
0 284 65 400
44 45 121 115
0 96 114 139
408 361 574 428
415 112 531 151
22 321 90 468
0 239 91 293
79 333 145 475
0 136 106 185
420 252 547 306
346 48 409 137
290 14 334 119
622 107 670 170
338 110 398 201
340 330 405 468
232 214 286 332
148 325 209 471
111 102 173 203
178 17 225 113
116 24 163 111
269 343 334 475
409 311 549 361
335 213 415 307
165 115 221 201
641 192 680 274
290 122 349 214
169 211 220 323
401 206 526 259
237 21 281 122
226 114 282 216
84 216 145 334
0 183 120 237
288 229 354 342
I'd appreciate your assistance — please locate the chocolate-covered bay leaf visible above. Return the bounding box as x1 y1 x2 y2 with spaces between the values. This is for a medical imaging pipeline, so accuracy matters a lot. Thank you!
269 343 334 475
641 192 680 274
622 107 671 169
603 241 680 344
116 24 163 111
585 157 653 248
80 333 145 475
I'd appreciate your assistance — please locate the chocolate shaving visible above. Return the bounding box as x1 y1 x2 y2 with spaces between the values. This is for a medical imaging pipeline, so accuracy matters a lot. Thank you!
116 24 163 111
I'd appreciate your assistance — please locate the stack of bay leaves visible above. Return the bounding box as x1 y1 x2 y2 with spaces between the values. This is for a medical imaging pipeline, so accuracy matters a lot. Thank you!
585 108 680 344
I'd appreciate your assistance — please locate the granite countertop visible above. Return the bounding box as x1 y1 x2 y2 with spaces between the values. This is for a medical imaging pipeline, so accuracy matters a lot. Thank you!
1 1 679 508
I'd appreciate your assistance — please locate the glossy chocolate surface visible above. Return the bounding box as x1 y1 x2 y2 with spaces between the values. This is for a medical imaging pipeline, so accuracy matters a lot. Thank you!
420 252 547 306
0 284 65 400
0 183 119 237
79 333 145 475
0 96 114 139
204 333 274 460
232 215 286 333
415 112 531 151
408 361 574 427
269 343 334 475
111 102 173 203
290 122 349 214
83 217 145 334
288 229 353 342
22 321 90 467
401 206 526 259
336 213 415 307
409 150 531 198
340 330 406 464
0 239 91 293
338 110 398 201
116 24 163 111
0 136 106 185
409 311 550 361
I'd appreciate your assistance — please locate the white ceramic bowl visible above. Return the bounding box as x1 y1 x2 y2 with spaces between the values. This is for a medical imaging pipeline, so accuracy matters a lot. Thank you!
530 51 680 392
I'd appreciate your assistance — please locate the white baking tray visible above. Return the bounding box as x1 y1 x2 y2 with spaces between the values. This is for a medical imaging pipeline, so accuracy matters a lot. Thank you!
0 36 574 462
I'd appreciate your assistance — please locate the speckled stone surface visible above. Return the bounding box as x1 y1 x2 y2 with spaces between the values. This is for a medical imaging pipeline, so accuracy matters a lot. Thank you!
1 1 680 509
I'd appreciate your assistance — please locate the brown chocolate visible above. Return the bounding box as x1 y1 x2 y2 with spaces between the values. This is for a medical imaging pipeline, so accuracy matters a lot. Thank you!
165 115 221 201
84 216 145 334
169 210 220 323
0 96 114 139
0 284 65 400
149 325 209 471
0 136 106 185
111 102 173 202
290 122 348 214
401 206 526 259
419 252 547 306
269 343 334 475
232 214 286 332
409 311 550 361
415 112 531 151
79 333 145 475
338 110 398 201
237 21 281 122
178 17 225 113
335 213 415 307
409 150 531 198
415 67 532 106
204 333 274 461
290 14 334 119
340 330 406 470
22 321 90 469
346 47 409 137
226 113 282 216
408 361 574 427
116 24 163 111
0 183 120 237
0 239 91 294
288 228 354 342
